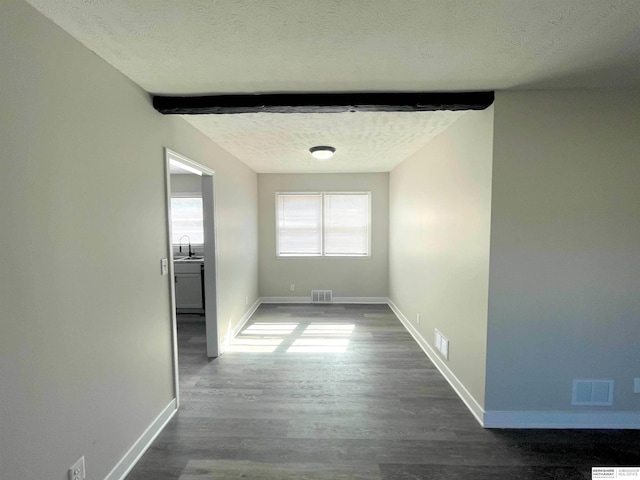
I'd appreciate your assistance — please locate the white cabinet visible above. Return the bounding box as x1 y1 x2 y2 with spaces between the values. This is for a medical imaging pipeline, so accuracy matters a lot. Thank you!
174 262 204 312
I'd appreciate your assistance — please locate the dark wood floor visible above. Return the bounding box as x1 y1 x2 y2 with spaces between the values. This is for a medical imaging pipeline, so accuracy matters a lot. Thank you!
126 304 639 479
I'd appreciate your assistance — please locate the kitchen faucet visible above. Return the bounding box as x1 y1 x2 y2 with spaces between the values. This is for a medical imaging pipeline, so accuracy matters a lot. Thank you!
178 235 193 257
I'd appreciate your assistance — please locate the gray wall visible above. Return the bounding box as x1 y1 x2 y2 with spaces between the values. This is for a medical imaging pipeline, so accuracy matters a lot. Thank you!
258 173 389 300
486 90 640 412
0 1 258 478
388 108 494 407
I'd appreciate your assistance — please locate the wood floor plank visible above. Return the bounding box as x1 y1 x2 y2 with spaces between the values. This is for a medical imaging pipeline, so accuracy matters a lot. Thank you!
126 305 640 480
180 459 382 480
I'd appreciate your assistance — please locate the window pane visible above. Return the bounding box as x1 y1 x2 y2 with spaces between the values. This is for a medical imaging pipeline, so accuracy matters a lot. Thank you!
171 197 204 244
277 194 322 255
324 194 369 255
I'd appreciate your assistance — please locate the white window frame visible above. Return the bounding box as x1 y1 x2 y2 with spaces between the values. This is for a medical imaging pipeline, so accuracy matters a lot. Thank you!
276 191 371 258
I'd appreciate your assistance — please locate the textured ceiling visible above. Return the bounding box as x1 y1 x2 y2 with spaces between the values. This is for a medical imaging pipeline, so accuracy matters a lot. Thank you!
25 0 640 93
24 0 640 172
184 111 466 173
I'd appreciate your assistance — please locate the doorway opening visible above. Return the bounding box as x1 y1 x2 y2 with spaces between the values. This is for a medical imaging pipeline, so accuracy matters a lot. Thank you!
164 148 219 405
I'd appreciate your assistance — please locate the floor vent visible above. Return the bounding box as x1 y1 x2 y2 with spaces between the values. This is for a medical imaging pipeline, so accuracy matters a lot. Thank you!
572 379 614 406
311 290 333 303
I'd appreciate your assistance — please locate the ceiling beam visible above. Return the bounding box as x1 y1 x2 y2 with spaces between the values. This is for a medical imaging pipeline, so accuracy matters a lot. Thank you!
152 91 494 115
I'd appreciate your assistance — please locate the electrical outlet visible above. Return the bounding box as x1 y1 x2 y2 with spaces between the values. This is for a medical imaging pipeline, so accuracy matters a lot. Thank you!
441 337 449 359
416 313 420 324
69 456 85 480
290 284 295 292
434 329 449 360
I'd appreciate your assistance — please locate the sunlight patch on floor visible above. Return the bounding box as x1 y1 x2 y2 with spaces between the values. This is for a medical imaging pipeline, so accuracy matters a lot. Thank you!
241 323 299 335
228 321 355 353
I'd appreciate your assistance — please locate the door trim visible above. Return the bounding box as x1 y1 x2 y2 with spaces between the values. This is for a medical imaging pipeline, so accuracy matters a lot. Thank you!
164 148 219 406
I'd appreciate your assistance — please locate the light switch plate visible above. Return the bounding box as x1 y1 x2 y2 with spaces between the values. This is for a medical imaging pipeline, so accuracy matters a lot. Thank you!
634 378 640 393
161 258 169 275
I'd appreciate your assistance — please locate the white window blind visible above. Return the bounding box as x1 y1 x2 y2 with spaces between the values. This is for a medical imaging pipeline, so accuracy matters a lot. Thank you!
277 194 322 255
324 193 369 256
276 192 370 257
171 197 204 244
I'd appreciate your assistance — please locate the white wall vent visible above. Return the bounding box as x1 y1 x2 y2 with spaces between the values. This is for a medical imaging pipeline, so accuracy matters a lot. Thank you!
571 379 614 406
311 290 333 303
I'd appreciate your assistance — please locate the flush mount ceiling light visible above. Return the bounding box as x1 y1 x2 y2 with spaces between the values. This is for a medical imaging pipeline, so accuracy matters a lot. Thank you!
309 146 336 160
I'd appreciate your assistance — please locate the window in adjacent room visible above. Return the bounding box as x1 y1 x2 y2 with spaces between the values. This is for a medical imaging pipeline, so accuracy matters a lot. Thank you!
276 192 370 257
171 197 204 244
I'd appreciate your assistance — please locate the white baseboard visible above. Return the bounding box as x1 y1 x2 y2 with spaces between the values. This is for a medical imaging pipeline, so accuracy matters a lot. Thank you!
105 398 177 480
387 299 486 427
220 298 262 353
260 296 311 304
484 411 640 429
233 298 261 337
259 296 388 304
333 296 389 304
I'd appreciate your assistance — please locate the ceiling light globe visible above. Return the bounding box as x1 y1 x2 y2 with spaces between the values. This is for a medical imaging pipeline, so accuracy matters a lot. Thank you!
309 146 336 160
